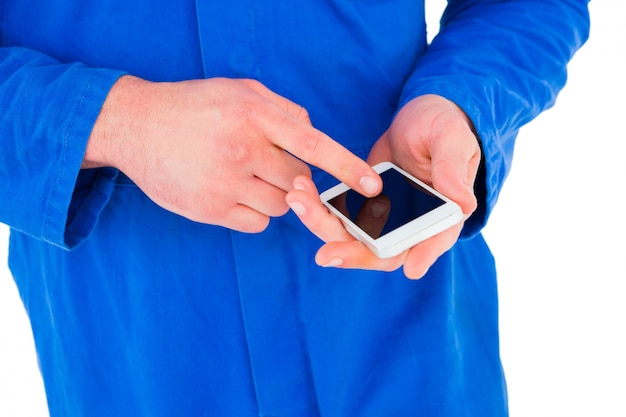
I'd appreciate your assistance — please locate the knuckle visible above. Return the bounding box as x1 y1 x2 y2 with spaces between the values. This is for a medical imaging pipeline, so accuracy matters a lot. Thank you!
297 132 323 158
295 105 310 121
239 101 262 126
240 78 263 91
223 140 250 163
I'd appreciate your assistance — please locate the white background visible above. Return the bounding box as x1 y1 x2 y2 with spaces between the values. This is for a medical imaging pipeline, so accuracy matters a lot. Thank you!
1 2 624 416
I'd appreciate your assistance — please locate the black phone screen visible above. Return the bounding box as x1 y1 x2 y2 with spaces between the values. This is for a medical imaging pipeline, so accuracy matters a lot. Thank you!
327 168 445 239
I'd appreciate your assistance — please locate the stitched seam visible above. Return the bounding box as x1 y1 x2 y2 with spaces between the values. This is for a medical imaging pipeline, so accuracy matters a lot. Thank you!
229 230 262 414
290 271 323 417
44 70 100 243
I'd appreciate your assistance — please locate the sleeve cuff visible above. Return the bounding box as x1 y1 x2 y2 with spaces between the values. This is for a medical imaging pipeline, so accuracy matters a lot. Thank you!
43 67 126 249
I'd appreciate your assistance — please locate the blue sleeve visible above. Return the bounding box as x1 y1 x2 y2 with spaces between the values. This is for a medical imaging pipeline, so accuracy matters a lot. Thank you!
399 0 590 237
0 47 126 249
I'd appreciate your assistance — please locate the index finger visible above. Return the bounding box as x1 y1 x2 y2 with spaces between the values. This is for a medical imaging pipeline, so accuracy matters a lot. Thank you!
244 80 382 196
254 103 380 197
279 122 382 197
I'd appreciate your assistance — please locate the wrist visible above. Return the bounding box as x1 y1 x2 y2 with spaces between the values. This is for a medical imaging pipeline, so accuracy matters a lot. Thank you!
82 75 147 170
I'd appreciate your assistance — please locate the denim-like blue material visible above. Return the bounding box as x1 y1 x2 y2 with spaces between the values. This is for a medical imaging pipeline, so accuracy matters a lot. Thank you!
0 1 589 415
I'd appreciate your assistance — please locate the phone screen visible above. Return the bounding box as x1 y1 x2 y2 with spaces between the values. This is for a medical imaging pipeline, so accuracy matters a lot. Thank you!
327 168 445 239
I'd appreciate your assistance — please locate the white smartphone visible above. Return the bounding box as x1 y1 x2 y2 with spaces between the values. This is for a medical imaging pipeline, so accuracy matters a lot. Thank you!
320 162 463 259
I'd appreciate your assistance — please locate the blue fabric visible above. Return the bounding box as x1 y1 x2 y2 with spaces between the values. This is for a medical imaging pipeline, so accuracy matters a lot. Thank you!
0 1 589 416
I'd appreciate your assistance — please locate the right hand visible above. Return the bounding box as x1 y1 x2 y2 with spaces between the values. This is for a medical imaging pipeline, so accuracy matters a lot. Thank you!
84 76 381 232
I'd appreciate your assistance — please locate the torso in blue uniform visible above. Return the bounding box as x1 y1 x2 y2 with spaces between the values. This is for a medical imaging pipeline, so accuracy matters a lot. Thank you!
0 1 589 416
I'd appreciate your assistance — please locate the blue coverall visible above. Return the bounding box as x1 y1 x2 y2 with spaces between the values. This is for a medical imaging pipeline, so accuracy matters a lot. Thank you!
0 1 589 415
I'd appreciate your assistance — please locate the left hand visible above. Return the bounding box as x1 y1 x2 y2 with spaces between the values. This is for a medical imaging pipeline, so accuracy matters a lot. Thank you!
285 94 481 279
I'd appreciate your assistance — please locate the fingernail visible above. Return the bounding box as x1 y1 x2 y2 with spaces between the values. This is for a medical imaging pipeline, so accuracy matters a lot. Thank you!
293 180 306 191
360 175 379 195
288 201 306 216
321 257 343 267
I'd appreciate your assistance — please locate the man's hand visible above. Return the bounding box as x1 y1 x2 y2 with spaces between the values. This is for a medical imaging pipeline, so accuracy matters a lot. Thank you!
286 94 481 279
83 76 381 232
